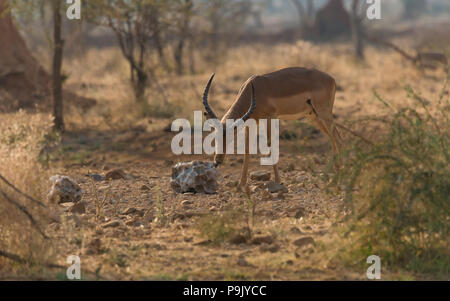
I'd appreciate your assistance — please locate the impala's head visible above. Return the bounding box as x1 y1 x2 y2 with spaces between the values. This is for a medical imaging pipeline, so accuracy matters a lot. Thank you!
202 74 256 168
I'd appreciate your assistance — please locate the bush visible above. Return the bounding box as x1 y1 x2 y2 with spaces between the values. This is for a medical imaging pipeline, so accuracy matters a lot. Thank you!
0 112 56 278
195 210 247 244
330 77 450 275
139 99 180 119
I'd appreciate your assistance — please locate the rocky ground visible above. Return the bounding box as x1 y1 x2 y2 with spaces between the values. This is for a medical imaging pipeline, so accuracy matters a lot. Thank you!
43 126 364 281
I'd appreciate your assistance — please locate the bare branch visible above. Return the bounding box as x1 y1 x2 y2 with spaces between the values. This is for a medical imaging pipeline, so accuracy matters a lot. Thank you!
0 189 48 239
0 173 46 208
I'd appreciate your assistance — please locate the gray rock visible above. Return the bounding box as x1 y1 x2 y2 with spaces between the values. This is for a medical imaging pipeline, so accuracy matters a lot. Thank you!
104 169 127 180
294 207 306 219
266 181 288 193
170 161 220 194
250 235 274 245
121 207 138 215
86 173 105 182
293 236 315 248
250 171 271 181
229 234 248 245
260 243 280 253
48 175 83 204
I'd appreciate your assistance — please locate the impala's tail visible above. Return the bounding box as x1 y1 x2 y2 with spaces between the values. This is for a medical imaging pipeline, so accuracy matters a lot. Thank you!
334 122 374 146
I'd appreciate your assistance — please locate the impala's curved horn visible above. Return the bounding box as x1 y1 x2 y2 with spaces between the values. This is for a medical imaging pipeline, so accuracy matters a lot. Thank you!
241 82 257 122
202 74 218 120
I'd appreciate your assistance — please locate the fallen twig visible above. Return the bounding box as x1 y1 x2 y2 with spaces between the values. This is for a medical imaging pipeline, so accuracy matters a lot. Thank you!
0 249 106 280
0 189 48 239
0 173 47 208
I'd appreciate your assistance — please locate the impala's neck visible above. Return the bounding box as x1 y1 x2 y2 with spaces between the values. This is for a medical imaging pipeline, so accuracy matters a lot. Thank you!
221 80 253 123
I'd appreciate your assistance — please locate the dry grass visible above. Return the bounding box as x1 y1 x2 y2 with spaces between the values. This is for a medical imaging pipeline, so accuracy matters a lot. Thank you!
0 111 56 278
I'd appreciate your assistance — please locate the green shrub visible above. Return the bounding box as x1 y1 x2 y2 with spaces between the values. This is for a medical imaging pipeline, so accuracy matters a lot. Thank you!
329 76 450 275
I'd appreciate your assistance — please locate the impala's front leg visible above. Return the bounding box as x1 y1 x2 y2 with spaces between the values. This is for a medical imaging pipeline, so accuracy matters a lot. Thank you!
239 127 250 191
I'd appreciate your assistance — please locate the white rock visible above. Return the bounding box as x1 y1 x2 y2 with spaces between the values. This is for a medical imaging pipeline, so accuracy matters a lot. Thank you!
170 161 220 194
48 175 83 204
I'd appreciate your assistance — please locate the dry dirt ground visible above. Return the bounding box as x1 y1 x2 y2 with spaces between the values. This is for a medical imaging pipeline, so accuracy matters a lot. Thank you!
46 125 356 281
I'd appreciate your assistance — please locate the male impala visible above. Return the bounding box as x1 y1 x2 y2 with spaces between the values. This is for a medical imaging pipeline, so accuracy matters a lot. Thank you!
202 67 343 189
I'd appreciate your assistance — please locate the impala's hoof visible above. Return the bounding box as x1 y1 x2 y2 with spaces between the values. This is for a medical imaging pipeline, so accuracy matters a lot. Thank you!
237 184 251 195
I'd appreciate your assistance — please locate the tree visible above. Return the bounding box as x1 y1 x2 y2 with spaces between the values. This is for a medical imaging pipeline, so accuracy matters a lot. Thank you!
0 0 93 121
199 0 253 66
87 0 174 102
350 0 365 60
51 0 64 131
314 0 351 39
172 0 194 75
290 0 315 39
403 0 427 19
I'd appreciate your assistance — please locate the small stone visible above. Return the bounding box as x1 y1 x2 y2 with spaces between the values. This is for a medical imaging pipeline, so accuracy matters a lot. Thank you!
69 201 86 214
266 182 288 193
293 236 315 248
104 169 127 180
250 235 274 245
148 243 167 250
171 161 220 194
140 184 150 191
122 207 137 215
102 220 122 228
48 175 83 204
260 243 280 253
229 234 248 245
285 260 294 265
250 171 271 181
294 208 306 219
290 227 303 235
86 173 105 182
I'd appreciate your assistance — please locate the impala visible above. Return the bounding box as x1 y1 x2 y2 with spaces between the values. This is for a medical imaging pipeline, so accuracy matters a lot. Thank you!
202 67 345 190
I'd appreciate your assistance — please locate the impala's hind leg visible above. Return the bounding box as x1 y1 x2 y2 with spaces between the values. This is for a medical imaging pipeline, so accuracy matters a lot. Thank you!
306 101 342 168
267 117 281 183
